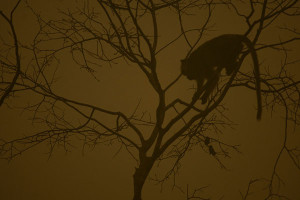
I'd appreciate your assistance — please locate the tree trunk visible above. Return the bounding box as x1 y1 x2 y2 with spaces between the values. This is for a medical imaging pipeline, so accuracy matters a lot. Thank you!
132 157 154 200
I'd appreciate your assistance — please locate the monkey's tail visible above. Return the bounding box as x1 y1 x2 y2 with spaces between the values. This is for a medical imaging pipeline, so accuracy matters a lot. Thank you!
240 35 262 120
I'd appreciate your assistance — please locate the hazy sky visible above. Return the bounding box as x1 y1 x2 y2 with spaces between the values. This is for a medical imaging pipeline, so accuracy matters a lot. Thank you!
1 1 300 200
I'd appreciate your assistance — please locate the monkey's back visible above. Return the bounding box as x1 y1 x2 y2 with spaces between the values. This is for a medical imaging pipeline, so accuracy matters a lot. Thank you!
188 34 243 68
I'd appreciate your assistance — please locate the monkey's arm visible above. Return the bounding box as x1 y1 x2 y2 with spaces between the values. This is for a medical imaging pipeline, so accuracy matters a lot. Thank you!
192 80 205 101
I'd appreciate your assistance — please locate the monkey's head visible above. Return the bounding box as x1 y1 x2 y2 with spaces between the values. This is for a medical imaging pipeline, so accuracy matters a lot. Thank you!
181 59 197 80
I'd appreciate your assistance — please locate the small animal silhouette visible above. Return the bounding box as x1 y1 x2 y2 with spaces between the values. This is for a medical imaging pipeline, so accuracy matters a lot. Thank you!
181 34 262 120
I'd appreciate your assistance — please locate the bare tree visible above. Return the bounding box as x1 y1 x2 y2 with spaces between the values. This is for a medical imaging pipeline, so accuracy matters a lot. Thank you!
1 0 300 200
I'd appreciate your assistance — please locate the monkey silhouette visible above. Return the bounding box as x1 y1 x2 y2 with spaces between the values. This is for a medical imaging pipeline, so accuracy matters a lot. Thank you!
181 34 262 120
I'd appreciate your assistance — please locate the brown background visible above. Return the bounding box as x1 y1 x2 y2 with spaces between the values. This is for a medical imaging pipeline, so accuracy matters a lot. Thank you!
0 0 300 199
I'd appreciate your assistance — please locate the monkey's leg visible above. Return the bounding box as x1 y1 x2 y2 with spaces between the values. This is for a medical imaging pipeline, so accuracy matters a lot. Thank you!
225 62 238 75
201 75 220 104
192 79 205 101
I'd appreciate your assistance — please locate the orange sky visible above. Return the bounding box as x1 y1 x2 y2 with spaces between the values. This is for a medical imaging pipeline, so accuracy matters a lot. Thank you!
1 1 300 200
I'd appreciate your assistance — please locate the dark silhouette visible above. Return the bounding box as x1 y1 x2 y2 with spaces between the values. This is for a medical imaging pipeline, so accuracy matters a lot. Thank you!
181 34 262 120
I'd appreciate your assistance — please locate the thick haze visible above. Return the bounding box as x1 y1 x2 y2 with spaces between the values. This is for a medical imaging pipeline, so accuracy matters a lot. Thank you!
0 0 300 200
